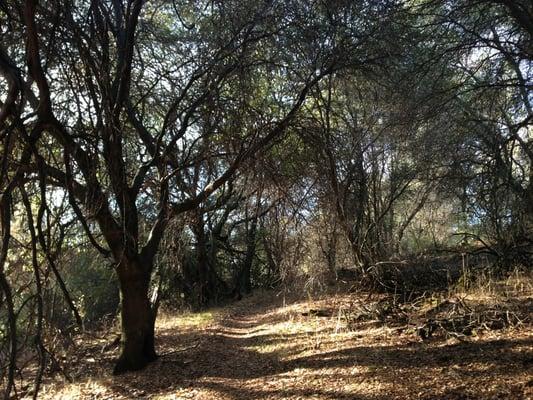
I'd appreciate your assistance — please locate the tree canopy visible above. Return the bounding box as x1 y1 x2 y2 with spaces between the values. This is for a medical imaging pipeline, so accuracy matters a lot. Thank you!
0 0 531 397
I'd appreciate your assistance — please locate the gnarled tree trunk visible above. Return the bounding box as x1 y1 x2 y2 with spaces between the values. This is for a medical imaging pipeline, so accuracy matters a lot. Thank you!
114 257 157 375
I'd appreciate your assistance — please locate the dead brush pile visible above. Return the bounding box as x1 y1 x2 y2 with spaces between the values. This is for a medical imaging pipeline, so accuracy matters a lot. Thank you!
341 263 533 340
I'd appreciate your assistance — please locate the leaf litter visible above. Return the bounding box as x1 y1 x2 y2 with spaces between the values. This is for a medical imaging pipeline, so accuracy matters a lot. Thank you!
36 277 532 400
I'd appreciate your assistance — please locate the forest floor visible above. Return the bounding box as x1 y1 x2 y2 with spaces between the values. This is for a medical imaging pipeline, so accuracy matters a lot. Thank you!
37 274 533 399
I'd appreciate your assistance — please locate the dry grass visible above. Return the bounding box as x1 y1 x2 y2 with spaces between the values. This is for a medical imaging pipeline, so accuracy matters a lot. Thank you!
33 273 533 399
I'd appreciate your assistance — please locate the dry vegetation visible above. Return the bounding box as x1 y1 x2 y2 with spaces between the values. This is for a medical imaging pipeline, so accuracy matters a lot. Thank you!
33 270 533 400
2 0 533 394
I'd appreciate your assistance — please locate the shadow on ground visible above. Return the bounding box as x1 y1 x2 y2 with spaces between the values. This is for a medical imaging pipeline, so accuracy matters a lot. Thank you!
82 293 532 399
43 292 533 399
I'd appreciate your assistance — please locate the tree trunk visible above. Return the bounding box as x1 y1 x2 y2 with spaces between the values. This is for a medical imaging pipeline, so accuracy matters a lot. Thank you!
195 230 216 308
113 259 157 375
262 232 280 286
188 212 213 308
239 217 258 294
324 226 338 277
524 168 533 232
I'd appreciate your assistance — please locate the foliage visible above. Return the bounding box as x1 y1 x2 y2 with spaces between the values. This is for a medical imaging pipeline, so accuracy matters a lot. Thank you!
0 0 531 396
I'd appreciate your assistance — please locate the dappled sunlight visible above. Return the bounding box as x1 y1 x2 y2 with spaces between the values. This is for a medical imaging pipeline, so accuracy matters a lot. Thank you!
2 0 532 397
157 310 218 331
37 284 533 399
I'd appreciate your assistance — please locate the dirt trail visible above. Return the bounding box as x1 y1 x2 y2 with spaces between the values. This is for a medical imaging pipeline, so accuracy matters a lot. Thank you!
40 291 533 399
